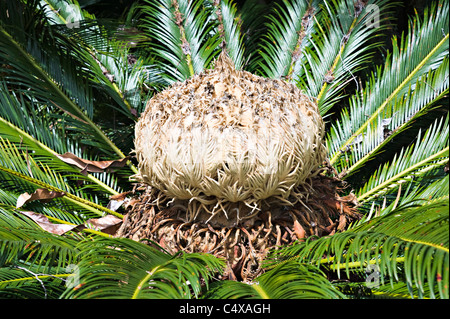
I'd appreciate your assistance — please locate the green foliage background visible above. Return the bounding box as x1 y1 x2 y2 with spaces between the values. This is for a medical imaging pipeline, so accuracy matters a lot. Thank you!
0 0 448 299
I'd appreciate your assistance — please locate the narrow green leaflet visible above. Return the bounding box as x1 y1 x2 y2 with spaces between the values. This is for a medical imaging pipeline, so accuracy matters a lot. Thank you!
61 237 224 299
268 197 449 299
141 0 219 82
356 115 449 204
329 1 449 168
206 262 345 299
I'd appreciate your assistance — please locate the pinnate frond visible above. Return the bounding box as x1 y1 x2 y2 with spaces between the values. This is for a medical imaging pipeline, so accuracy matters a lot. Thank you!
328 1 449 168
356 115 449 204
206 262 345 299
61 237 224 299
267 197 449 299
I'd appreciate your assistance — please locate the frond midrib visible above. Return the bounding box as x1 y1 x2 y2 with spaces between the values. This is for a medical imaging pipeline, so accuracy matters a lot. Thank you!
0 163 123 218
329 33 449 165
0 24 137 174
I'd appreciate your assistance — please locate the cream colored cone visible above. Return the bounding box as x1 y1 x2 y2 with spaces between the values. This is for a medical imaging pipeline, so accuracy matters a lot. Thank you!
134 52 327 223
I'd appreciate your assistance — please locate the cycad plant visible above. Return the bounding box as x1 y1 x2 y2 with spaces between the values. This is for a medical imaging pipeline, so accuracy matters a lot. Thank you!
0 0 448 299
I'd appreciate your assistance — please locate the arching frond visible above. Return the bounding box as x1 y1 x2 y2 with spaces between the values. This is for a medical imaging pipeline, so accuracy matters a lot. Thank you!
267 197 449 299
0 138 122 219
141 0 220 82
207 262 345 299
0 204 83 298
257 0 318 79
0 265 68 299
40 0 150 118
211 0 245 69
0 0 137 173
238 0 273 73
328 1 449 168
0 83 120 196
61 237 224 299
0 0 447 301
258 0 393 114
356 115 449 204
328 58 449 179
355 173 449 226
0 206 79 271
300 0 394 114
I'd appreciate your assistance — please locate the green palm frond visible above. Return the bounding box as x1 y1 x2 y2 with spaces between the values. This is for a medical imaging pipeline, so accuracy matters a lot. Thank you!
41 0 144 117
0 0 447 300
211 0 245 69
206 262 345 299
267 197 449 299
309 0 394 114
0 205 91 299
368 281 435 299
402 175 449 208
0 0 137 172
0 137 122 219
331 58 449 178
356 115 449 205
61 237 224 299
258 0 393 114
0 265 68 299
40 0 94 25
237 0 273 73
141 0 220 82
0 206 79 271
256 0 317 79
328 1 449 170
0 83 120 196
356 174 449 225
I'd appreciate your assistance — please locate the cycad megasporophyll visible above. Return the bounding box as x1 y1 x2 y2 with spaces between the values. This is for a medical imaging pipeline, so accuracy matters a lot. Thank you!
0 0 448 299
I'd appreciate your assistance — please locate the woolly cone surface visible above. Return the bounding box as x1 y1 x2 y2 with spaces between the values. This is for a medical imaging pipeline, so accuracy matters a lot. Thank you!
134 52 327 225
127 53 359 280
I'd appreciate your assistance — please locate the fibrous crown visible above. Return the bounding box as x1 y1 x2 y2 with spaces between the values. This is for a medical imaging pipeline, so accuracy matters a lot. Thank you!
134 52 327 225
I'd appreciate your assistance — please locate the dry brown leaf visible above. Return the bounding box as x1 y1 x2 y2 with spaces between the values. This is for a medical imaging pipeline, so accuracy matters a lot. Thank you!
18 211 77 235
339 193 358 206
84 215 123 234
107 191 131 212
110 191 132 201
56 152 129 174
337 214 347 231
293 219 306 240
18 211 123 236
16 189 65 208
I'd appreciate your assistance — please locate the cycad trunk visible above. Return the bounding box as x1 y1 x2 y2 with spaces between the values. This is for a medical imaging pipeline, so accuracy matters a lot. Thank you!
117 53 360 280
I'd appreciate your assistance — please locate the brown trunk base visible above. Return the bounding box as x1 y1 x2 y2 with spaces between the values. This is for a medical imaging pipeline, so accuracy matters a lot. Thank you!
115 174 360 281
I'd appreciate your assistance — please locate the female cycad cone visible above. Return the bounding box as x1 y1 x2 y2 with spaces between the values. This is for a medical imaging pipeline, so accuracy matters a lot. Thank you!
121 52 359 280
134 52 327 225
